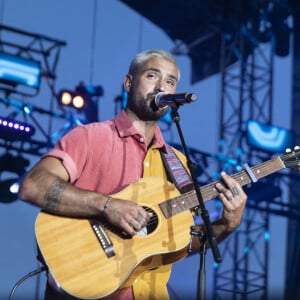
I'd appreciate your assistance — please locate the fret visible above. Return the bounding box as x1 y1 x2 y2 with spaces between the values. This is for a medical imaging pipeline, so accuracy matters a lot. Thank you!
160 156 287 219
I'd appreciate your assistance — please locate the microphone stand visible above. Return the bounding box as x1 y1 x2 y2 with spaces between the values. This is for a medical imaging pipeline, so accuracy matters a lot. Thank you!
170 105 222 300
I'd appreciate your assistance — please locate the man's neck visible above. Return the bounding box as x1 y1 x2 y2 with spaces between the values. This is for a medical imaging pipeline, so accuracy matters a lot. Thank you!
125 109 157 147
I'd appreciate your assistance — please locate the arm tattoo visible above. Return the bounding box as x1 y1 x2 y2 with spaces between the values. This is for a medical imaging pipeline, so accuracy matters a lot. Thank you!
43 180 67 212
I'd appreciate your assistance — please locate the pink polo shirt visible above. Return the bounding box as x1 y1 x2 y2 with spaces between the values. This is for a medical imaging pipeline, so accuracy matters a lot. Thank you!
46 110 168 195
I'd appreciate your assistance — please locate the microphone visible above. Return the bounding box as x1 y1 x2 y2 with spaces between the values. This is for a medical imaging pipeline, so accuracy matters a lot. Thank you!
154 92 197 108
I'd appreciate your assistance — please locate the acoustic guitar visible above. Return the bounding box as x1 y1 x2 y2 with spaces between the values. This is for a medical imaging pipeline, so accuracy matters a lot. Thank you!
35 148 300 299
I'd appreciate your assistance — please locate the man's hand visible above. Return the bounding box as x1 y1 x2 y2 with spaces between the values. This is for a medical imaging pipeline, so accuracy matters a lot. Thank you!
215 171 247 232
103 198 152 236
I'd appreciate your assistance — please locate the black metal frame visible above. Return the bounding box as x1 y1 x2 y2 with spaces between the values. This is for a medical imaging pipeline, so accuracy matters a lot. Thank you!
0 24 68 157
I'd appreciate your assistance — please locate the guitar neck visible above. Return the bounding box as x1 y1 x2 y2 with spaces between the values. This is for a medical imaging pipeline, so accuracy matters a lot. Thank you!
160 156 285 218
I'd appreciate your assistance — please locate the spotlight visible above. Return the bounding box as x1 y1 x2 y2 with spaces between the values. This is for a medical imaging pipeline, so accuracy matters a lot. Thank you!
60 91 73 106
0 153 29 203
0 178 20 203
57 83 103 123
0 52 41 96
72 95 85 109
0 116 35 141
57 90 87 109
9 180 20 194
246 120 294 153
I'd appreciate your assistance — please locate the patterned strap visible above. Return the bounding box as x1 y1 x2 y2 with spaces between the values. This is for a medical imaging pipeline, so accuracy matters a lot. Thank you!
161 145 194 194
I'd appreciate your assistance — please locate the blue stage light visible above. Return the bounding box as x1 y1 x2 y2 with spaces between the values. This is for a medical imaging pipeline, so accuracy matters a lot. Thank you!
247 120 294 153
0 116 35 141
0 52 41 95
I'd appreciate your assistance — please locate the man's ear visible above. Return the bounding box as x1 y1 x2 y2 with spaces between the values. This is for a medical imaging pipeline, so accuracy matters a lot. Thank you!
123 74 132 92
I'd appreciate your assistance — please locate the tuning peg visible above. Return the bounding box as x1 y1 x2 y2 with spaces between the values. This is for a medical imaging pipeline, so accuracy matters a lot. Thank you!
286 146 300 153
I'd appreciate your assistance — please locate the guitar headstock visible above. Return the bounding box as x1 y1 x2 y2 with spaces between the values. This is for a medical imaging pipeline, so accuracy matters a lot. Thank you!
281 146 300 169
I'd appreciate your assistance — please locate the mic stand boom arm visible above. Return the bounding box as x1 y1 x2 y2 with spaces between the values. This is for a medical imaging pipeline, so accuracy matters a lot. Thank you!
170 105 222 299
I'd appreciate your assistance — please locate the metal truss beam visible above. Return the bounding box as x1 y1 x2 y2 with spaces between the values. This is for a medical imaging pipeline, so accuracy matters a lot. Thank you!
0 25 69 159
213 25 296 299
284 7 300 298
0 24 67 80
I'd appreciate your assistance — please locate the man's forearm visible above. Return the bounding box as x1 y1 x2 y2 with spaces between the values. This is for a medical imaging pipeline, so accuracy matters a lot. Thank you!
189 219 235 253
19 170 106 218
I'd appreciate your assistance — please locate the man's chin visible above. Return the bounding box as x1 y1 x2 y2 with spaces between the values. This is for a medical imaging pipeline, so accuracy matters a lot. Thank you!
152 107 169 121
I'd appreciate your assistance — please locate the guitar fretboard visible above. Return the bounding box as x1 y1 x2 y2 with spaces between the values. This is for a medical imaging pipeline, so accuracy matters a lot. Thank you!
159 156 285 218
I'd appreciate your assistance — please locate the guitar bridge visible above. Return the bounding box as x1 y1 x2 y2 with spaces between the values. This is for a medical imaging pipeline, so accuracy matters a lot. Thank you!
90 220 115 258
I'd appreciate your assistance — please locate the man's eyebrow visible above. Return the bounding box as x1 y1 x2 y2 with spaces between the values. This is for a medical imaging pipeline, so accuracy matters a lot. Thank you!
144 67 160 73
144 67 178 82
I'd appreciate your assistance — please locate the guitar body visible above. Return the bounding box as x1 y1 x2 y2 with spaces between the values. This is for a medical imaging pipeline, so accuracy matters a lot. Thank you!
35 177 193 299
35 148 300 299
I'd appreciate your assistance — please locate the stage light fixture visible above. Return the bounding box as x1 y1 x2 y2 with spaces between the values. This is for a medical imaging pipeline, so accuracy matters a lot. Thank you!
72 95 85 109
246 120 294 153
0 116 35 141
0 153 29 203
0 52 41 95
57 83 103 123
60 91 72 106
0 153 30 175
58 84 103 109
0 178 20 203
58 90 89 110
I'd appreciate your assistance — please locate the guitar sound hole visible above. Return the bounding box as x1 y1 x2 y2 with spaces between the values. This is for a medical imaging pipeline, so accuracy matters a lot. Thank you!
144 207 158 235
97 207 158 239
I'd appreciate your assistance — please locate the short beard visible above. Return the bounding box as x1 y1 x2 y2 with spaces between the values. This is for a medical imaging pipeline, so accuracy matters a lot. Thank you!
127 92 169 121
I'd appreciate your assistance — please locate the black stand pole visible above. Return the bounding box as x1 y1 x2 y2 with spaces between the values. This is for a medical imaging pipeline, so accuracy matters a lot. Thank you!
170 106 222 300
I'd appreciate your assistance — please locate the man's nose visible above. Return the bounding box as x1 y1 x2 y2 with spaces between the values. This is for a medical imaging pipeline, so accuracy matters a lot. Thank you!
154 79 166 92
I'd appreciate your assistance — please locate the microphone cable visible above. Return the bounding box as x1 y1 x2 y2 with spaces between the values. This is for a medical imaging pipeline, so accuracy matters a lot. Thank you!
9 266 46 300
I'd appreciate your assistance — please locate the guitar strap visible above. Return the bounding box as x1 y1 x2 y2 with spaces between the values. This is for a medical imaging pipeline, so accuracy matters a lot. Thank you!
161 145 194 194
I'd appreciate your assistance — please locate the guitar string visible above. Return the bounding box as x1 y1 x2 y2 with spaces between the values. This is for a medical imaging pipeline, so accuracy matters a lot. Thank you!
126 151 299 231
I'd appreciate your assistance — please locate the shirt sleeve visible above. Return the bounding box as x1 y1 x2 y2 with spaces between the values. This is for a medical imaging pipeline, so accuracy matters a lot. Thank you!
44 125 89 183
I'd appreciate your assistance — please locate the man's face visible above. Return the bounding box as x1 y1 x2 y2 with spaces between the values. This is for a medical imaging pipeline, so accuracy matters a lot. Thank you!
125 57 179 121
